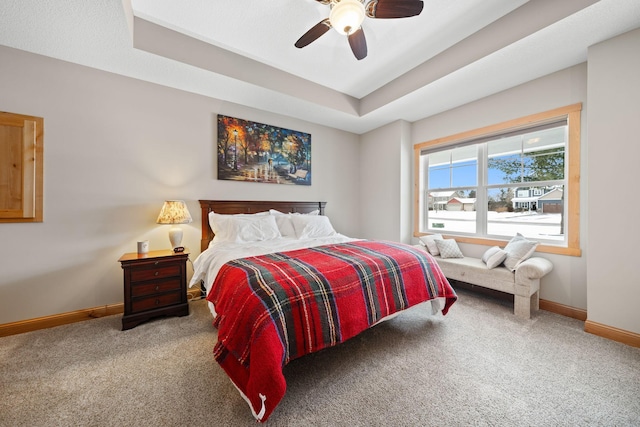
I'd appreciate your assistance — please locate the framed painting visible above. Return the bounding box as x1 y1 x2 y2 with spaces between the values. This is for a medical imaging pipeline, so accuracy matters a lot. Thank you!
217 115 311 185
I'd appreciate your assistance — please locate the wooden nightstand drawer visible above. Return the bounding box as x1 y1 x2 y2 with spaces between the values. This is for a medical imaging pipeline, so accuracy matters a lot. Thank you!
131 264 181 282
132 291 182 312
131 278 182 297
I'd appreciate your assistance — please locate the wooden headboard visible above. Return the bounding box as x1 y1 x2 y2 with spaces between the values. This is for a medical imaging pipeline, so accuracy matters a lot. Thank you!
198 200 326 252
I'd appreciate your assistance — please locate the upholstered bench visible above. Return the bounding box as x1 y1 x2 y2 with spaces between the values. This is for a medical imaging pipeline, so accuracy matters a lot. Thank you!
415 235 553 319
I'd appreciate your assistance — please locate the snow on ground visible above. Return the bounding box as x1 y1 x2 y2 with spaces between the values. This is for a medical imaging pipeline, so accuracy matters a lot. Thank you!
427 211 563 241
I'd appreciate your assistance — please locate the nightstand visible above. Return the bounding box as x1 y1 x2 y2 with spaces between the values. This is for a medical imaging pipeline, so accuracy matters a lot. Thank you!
118 249 190 330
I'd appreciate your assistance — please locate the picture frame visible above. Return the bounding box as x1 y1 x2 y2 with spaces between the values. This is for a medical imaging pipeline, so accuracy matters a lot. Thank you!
217 115 311 185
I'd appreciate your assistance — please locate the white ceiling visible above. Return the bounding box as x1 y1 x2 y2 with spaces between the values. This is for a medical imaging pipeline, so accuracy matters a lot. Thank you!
1 0 640 134
130 0 527 98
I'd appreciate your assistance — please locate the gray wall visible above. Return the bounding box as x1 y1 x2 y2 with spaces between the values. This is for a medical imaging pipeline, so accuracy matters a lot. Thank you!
587 28 640 334
359 120 413 243
0 45 361 324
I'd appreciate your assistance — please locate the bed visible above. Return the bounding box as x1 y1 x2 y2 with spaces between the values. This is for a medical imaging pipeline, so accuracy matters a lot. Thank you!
190 200 457 422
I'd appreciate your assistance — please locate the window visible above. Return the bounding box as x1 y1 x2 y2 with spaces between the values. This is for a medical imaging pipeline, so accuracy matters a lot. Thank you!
414 104 581 256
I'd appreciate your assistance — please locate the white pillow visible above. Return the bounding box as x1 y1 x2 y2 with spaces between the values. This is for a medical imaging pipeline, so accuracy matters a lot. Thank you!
290 215 337 239
481 246 501 264
269 210 296 237
208 211 268 242
482 246 508 269
298 210 320 216
503 233 538 271
272 209 319 216
435 239 464 259
418 234 443 256
209 212 234 241
270 209 321 237
225 214 281 243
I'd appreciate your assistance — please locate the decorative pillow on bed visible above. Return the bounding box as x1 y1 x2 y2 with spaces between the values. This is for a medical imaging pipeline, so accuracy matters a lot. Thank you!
225 214 282 243
269 209 319 216
418 234 443 256
209 211 269 242
503 233 538 271
269 209 320 237
481 246 508 269
298 210 320 216
290 214 337 239
269 210 296 237
435 239 464 259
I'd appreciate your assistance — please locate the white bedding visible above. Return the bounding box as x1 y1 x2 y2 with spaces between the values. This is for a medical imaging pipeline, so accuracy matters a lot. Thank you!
189 234 357 316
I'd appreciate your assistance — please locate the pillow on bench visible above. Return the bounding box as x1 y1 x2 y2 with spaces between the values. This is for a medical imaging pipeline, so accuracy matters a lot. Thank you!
418 233 443 256
481 246 508 269
420 232 539 271
435 239 464 259
503 233 538 271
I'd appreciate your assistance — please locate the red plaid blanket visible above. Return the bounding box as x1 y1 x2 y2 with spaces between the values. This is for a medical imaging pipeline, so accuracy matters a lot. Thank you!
207 240 456 422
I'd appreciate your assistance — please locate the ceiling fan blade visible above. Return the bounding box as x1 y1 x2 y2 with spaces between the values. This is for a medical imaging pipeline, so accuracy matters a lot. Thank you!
295 19 332 48
348 28 367 60
365 0 424 19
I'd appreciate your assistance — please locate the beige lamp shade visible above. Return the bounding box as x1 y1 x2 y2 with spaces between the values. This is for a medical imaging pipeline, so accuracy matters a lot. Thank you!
156 200 192 249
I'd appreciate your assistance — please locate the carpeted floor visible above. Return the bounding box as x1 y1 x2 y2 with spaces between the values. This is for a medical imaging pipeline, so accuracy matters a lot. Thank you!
1 288 639 427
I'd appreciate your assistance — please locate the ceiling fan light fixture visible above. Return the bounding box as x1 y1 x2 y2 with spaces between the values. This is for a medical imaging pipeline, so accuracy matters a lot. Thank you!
329 0 365 36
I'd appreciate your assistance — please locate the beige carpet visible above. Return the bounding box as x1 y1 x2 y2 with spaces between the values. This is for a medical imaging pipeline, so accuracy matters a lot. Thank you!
1 288 639 427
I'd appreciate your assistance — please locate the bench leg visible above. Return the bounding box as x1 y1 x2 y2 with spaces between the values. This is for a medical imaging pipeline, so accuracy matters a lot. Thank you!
514 294 531 319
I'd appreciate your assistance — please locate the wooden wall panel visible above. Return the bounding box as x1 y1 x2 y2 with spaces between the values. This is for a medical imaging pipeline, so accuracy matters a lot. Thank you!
0 112 43 222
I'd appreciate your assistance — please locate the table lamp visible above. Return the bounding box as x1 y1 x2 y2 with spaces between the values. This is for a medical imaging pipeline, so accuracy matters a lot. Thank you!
156 200 192 251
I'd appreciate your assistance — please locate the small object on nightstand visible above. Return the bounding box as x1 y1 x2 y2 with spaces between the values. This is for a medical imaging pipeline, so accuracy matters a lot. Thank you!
118 249 190 330
173 246 185 253
137 240 149 254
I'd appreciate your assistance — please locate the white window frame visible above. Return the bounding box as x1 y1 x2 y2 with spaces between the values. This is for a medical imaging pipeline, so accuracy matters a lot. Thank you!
413 104 582 257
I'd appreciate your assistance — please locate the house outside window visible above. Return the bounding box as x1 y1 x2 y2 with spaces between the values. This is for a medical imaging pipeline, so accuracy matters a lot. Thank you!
414 104 582 256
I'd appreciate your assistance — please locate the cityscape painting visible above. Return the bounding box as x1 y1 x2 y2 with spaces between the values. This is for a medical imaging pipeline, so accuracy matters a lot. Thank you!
217 115 311 185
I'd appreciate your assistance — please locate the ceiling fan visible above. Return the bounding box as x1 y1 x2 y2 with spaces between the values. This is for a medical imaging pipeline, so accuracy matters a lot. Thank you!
295 0 424 60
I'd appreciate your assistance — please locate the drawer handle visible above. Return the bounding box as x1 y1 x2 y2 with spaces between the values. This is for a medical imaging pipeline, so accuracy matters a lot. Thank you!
154 271 159 276
155 299 160 305
155 285 159 291
154 261 159 266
